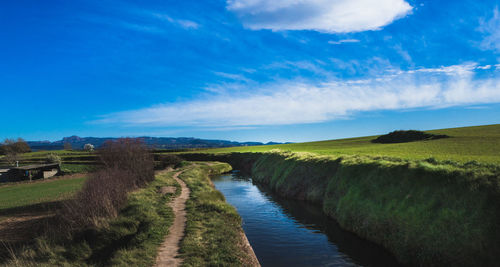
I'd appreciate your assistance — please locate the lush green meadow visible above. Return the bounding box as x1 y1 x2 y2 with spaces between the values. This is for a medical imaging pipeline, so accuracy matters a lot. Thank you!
192 124 500 164
0 177 86 211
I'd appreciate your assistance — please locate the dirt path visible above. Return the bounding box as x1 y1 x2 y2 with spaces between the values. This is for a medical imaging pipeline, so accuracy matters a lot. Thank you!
154 171 189 267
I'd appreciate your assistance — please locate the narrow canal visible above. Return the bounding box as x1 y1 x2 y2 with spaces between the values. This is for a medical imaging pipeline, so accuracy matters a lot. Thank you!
212 171 401 267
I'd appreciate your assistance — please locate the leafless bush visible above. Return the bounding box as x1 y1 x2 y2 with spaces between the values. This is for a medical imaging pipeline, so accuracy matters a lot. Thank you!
58 138 154 230
99 138 154 187
60 168 132 229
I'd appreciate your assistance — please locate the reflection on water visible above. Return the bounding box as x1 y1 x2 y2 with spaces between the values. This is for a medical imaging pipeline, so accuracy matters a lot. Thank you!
212 171 401 267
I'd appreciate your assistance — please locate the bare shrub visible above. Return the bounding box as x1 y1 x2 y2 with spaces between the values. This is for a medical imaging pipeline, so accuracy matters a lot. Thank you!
58 138 154 230
60 168 133 229
98 138 154 187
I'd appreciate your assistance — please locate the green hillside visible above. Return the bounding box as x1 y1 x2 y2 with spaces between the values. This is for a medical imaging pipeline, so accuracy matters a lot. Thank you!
190 124 500 164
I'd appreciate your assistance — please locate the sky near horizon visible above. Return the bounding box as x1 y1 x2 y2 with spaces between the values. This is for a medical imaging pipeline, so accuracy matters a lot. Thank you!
1 0 500 142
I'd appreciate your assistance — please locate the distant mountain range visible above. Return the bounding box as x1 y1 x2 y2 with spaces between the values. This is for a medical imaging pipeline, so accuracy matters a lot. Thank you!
27 136 286 151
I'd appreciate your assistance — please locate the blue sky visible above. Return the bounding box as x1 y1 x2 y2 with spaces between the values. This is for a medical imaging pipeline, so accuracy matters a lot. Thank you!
1 0 500 142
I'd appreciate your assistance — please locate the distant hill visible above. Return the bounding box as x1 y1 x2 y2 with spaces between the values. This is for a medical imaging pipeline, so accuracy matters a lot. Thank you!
191 124 500 164
26 136 281 151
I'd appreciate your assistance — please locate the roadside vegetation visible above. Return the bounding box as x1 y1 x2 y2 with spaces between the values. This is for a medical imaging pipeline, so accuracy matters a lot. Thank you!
0 138 178 266
191 124 500 164
178 162 259 266
1 139 255 266
3 170 179 266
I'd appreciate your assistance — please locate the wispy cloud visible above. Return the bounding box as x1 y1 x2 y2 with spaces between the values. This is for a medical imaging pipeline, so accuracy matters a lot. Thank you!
82 15 166 34
226 0 412 33
405 63 488 75
328 39 360 45
213 71 250 82
82 8 200 35
94 63 500 127
478 7 500 52
151 13 199 29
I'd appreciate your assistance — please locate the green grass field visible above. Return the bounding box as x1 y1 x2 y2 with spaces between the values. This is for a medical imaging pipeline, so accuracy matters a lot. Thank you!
21 150 92 158
192 124 500 164
0 177 86 211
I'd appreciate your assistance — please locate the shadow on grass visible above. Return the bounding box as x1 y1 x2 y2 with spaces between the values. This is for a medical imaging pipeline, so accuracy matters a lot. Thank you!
0 201 63 262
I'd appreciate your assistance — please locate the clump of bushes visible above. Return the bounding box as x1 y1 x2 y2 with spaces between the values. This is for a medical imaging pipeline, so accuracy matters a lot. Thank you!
59 138 154 230
45 153 61 164
2 138 171 266
156 154 183 169
60 167 133 229
0 138 31 165
98 138 155 187
372 130 449 144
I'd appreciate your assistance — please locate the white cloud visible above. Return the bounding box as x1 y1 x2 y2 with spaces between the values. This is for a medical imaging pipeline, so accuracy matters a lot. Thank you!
95 63 500 127
479 8 500 52
226 0 412 33
328 39 360 45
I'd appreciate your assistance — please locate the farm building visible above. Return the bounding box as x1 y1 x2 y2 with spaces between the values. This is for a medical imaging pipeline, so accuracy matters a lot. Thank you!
0 163 60 182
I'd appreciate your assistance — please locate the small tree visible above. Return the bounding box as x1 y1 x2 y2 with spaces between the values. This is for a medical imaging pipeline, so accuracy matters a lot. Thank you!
13 138 31 153
83 143 94 152
1 138 28 165
64 142 72 150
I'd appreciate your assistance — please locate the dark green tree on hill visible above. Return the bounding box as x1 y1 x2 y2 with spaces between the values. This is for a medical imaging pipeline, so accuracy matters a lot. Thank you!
372 130 449 143
0 138 31 164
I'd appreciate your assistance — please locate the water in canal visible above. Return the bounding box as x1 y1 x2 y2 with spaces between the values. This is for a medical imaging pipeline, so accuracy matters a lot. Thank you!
212 171 401 267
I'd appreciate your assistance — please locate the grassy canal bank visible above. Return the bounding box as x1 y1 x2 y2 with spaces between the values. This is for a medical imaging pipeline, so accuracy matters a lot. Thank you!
180 151 500 266
178 162 260 266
